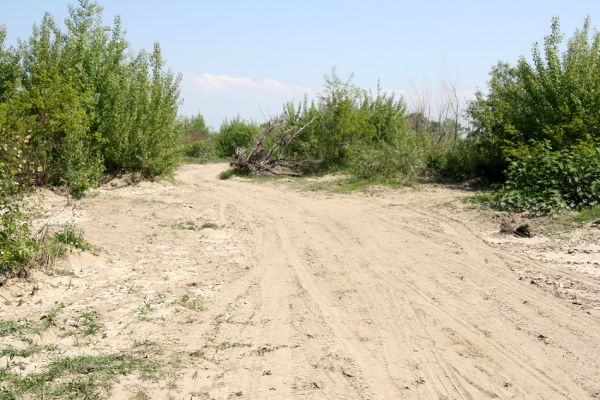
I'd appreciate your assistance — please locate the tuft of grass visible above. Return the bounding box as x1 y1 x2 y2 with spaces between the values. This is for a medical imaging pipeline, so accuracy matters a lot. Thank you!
256 346 275 356
572 205 600 224
137 301 153 320
52 224 93 252
70 311 103 337
200 222 218 230
218 169 237 180
213 341 252 351
130 389 151 400
178 294 204 311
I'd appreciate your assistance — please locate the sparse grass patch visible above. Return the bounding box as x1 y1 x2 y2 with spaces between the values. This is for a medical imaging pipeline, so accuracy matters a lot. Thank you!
305 176 406 193
68 311 103 337
0 320 34 337
130 389 151 400
572 205 600 224
0 353 158 399
0 344 55 359
213 341 252 352
461 191 495 206
161 220 218 231
178 294 204 311
163 220 199 231
256 345 275 356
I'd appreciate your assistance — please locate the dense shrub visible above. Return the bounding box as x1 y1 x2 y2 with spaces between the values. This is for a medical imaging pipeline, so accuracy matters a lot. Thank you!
181 113 216 161
215 117 259 158
279 70 416 180
468 17 600 179
347 137 425 181
1 1 181 275
495 140 600 213
1 0 181 194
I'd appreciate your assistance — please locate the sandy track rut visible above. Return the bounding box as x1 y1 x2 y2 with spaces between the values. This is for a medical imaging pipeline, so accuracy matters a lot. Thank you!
3 163 600 399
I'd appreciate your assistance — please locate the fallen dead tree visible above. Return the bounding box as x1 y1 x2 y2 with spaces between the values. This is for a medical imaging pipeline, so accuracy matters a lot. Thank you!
230 117 315 175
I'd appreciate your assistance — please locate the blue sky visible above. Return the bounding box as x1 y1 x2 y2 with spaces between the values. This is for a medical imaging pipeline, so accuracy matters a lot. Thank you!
2 1 599 128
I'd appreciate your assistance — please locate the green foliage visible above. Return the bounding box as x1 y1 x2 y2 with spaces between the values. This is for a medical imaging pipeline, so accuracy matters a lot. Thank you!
52 224 92 251
347 138 424 181
468 17 600 179
279 69 419 182
180 113 216 161
181 113 210 137
1 0 181 196
218 169 237 180
215 117 259 157
0 103 39 275
1 1 180 276
0 320 31 337
495 140 600 214
0 207 38 276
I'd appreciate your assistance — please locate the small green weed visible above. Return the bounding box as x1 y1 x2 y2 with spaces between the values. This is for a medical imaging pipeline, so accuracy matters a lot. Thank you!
137 301 153 320
52 224 92 251
71 311 103 337
40 303 64 329
178 294 204 311
256 346 274 356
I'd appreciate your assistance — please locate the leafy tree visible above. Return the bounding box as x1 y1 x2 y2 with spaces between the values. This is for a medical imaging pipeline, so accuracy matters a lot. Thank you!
469 17 600 177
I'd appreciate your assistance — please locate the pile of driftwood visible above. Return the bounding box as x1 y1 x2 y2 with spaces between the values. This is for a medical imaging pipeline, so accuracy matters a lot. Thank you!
231 117 315 175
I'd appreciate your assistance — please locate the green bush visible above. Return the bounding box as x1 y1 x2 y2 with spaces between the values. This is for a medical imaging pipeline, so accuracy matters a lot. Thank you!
495 140 600 213
347 137 425 181
1 1 181 195
0 207 38 276
215 117 259 157
280 70 411 175
468 17 600 179
1 1 181 275
181 113 216 161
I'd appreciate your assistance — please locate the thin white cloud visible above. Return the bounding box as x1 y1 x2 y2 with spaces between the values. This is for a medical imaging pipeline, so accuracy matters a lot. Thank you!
186 72 315 96
180 72 317 126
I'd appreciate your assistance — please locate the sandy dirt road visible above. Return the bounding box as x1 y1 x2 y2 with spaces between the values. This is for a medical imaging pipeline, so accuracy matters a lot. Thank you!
2 163 600 399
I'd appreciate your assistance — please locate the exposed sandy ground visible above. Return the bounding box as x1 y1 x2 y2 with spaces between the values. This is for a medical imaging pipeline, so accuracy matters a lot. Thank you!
2 163 600 399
